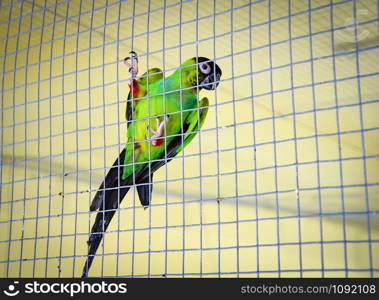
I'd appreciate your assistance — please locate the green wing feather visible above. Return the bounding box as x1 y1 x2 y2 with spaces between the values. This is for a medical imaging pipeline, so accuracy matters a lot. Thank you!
137 68 163 87
175 97 209 154
129 97 209 182
126 68 163 121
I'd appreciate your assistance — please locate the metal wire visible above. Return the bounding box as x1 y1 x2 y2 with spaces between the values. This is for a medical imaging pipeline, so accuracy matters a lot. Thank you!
352 0 374 277
288 0 304 277
1 0 379 278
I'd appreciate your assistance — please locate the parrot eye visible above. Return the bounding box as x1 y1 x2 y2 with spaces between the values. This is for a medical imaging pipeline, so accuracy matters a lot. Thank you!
199 62 211 75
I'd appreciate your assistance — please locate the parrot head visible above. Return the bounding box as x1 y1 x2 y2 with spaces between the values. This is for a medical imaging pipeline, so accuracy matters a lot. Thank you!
195 57 222 90
180 57 222 91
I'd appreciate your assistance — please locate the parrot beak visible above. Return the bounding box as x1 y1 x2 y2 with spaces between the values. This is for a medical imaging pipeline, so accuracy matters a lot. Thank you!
200 63 222 90
201 72 221 90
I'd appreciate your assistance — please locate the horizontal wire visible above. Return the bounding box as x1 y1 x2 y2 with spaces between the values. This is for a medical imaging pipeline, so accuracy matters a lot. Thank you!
1 39 379 130
1 0 376 84
2 16 375 94
0 0 191 42
1 0 378 277
1 238 379 264
0 0 69 25
2 179 379 215
1 126 378 193
1 39 377 143
1 208 378 244
1 118 379 188
102 268 379 277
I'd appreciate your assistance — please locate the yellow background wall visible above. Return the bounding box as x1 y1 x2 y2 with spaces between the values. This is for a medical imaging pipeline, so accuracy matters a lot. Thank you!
0 0 378 277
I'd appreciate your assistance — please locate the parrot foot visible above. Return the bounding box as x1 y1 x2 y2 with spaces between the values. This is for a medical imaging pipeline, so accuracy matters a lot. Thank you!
123 51 138 85
145 116 170 146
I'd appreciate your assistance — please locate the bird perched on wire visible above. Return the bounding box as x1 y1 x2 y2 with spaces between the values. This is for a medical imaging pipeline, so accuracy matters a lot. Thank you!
82 51 222 277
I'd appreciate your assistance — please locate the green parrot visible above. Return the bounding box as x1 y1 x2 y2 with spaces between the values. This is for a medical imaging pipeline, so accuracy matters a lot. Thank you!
81 52 222 277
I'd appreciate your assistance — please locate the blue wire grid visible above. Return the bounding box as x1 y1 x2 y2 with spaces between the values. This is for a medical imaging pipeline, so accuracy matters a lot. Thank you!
0 0 378 278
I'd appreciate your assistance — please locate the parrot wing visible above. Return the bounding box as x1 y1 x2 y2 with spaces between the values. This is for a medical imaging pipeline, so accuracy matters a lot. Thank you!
126 68 163 122
90 67 163 212
174 97 209 155
137 97 209 182
126 67 163 206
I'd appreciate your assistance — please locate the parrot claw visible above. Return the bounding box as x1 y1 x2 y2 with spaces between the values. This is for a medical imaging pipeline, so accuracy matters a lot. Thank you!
145 133 154 142
124 51 138 84
145 116 170 146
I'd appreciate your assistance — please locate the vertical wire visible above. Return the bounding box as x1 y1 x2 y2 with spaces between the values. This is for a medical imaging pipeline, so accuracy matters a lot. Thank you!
329 2 361 278
194 0 203 278
57 0 70 278
72 0 83 277
287 0 304 277
146 0 152 278
30 0 43 278
115 0 122 278
86 0 95 277
0 3 13 257
267 0 281 277
4 0 16 278
248 0 260 278
130 0 136 278
229 0 240 277
352 0 373 277
162 0 169 277
307 0 346 276
212 0 222 279
100 0 110 278
329 0 344 278
178 0 186 278
19 0 34 277
44 0 58 278
12 2 26 273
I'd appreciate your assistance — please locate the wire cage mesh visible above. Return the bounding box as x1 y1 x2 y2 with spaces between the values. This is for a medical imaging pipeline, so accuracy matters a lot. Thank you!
0 0 378 278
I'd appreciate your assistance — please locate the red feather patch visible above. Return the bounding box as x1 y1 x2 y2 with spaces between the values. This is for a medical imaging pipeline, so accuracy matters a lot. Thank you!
128 79 139 98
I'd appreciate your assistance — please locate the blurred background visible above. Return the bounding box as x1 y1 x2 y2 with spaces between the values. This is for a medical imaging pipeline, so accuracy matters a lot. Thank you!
0 0 378 277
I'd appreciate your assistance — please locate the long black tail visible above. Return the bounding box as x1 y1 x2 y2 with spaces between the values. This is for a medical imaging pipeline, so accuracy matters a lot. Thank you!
81 128 185 277
81 149 153 278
